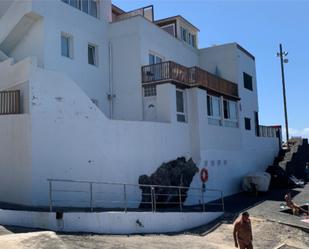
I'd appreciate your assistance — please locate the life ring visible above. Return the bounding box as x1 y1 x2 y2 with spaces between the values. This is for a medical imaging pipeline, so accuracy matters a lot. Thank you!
200 168 209 183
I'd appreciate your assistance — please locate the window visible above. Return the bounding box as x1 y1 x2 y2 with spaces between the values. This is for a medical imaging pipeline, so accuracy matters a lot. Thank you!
62 0 98 18
254 112 260 136
180 26 196 48
149 53 163 65
207 95 221 126
245 117 251 130
148 53 164 80
89 0 98 18
70 0 81 9
176 89 186 122
144 85 156 97
81 0 89 13
243 72 253 91
223 100 229 119
161 24 176 36
188 33 196 48
222 99 238 127
88 44 98 66
180 27 187 42
61 33 73 58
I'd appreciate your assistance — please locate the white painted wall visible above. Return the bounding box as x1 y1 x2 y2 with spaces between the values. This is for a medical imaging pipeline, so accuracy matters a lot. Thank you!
109 15 199 121
0 208 223 234
0 0 13 18
0 57 35 91
108 18 143 120
0 0 32 46
0 1 280 211
0 0 112 116
0 114 32 206
191 44 279 198
33 0 111 116
9 18 44 67
30 66 191 206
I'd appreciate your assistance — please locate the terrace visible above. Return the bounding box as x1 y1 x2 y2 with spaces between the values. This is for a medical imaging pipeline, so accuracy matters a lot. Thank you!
141 61 239 99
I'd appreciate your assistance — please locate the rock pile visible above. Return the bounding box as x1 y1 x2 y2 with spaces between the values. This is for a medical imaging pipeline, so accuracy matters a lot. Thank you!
138 157 198 208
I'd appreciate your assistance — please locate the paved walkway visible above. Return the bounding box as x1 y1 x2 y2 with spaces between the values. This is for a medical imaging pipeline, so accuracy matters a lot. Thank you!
0 185 308 248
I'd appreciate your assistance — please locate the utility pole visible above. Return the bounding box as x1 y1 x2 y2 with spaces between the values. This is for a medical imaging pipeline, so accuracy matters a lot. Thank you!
277 44 289 149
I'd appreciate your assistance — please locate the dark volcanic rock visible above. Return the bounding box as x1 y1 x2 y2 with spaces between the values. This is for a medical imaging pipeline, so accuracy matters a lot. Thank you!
138 157 199 209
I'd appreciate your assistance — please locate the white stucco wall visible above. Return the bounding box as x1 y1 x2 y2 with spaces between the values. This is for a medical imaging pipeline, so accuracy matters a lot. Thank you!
0 1 280 210
0 209 223 234
9 18 44 67
109 15 199 121
193 44 279 197
33 0 111 116
30 66 191 206
0 114 32 205
108 18 143 120
0 0 13 18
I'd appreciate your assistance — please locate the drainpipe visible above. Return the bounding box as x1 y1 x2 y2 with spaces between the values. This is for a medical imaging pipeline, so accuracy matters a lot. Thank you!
108 41 114 119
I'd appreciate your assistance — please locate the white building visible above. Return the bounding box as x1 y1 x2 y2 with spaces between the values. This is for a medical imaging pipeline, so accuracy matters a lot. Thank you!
0 0 281 208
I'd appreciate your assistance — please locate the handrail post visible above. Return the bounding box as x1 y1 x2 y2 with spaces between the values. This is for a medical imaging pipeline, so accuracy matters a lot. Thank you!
221 191 225 213
49 181 53 212
151 186 157 212
150 186 154 212
90 182 93 212
202 186 205 212
123 184 127 212
178 188 182 212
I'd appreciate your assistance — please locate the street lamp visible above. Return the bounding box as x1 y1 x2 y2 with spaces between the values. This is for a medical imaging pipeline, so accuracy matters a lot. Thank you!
277 44 289 149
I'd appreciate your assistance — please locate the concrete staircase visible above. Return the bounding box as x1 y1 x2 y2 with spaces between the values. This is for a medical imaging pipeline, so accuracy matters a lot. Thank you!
274 138 309 179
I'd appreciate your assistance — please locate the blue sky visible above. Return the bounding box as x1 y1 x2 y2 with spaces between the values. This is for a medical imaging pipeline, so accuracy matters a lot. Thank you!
113 0 309 138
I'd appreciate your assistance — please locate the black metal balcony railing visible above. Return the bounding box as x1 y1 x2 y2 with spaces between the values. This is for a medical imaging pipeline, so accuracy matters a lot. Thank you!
0 90 21 115
141 61 239 99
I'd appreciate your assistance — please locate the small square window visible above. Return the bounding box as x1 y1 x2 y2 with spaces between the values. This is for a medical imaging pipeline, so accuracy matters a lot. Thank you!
88 44 98 66
243 72 253 91
144 85 156 97
244 117 251 130
61 33 73 58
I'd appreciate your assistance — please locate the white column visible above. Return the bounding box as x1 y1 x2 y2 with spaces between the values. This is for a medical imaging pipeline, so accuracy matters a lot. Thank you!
156 83 177 123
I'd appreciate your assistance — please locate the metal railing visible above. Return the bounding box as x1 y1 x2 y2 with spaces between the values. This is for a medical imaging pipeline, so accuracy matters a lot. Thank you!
114 5 154 22
47 179 224 213
258 125 280 138
0 90 21 115
141 61 239 99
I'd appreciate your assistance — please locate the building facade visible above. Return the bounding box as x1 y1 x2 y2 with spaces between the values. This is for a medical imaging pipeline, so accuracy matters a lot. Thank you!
0 0 280 207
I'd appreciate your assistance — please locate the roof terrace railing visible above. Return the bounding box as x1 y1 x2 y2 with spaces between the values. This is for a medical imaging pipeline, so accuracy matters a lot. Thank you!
114 5 154 22
141 61 239 99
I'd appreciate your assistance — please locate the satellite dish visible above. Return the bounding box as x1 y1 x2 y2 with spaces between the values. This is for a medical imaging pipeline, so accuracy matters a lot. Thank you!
284 58 289 63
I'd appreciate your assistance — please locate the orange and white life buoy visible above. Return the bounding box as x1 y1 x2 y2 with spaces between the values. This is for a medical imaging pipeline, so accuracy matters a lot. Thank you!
200 168 209 183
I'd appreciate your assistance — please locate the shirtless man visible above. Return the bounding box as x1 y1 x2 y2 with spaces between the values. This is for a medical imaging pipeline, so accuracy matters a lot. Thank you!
233 212 253 249
284 192 308 215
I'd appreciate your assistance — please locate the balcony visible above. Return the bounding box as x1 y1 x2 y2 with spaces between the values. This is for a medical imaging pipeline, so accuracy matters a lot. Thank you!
141 61 239 99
